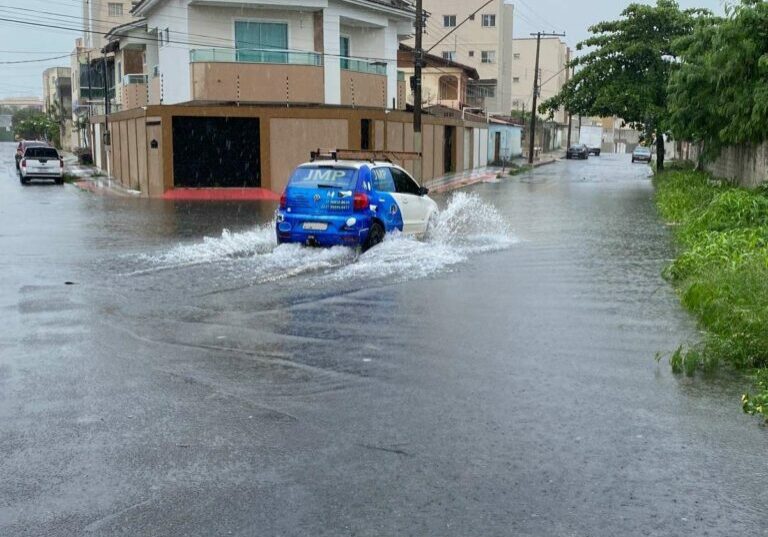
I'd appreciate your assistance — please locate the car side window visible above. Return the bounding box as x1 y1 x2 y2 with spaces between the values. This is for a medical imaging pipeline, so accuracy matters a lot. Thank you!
371 167 396 193
391 168 421 196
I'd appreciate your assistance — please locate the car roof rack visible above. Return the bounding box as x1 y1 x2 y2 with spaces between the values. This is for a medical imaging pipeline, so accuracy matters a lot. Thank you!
310 149 422 164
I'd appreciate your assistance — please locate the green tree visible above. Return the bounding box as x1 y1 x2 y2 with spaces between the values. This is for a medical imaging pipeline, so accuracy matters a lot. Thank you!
12 108 59 146
668 0 768 161
541 0 709 170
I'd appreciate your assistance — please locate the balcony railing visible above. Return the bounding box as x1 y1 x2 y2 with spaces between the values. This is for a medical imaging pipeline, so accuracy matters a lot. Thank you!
123 74 148 85
190 48 322 66
340 57 387 75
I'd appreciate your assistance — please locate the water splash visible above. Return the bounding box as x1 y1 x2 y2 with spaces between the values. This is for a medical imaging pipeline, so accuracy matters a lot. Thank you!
134 192 516 284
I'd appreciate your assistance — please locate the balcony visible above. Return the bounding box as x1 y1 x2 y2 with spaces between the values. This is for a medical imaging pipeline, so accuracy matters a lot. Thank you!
122 74 149 110
189 48 325 104
340 57 388 108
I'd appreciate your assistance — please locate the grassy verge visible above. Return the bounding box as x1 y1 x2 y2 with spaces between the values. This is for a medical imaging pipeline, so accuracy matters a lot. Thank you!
654 164 768 421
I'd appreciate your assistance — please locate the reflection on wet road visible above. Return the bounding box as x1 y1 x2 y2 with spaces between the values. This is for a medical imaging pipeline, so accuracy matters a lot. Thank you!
0 143 765 536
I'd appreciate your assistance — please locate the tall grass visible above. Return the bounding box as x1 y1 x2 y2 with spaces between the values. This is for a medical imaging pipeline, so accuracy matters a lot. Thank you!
655 169 768 420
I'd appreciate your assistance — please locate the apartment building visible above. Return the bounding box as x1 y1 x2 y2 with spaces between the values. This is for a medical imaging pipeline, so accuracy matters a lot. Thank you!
71 1 138 148
404 0 514 114
82 0 139 50
509 37 570 125
43 67 75 149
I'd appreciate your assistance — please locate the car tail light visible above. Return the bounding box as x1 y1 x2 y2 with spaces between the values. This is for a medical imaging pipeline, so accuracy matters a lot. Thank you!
279 191 287 209
353 192 369 211
59 158 64 168
21 159 26 169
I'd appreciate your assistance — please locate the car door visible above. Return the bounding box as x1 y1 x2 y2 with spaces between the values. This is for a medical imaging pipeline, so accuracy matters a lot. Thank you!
369 167 404 233
390 167 432 234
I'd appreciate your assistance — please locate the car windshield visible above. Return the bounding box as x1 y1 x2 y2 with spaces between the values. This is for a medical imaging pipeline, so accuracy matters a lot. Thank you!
570 145 583 150
289 166 358 189
635 147 651 154
24 147 58 159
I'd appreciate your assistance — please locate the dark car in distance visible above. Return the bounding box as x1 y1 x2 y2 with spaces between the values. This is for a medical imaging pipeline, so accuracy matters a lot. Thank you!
566 144 589 160
632 146 652 163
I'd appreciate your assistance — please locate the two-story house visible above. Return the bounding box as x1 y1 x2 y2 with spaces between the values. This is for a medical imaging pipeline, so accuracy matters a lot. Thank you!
125 0 414 109
89 0 490 198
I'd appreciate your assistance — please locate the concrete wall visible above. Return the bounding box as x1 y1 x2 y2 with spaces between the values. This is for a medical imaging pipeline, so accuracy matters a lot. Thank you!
703 143 768 188
488 124 523 162
152 0 192 104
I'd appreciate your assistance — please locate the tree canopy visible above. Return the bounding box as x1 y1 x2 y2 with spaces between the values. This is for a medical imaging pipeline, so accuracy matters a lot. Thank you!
668 0 768 160
12 108 59 146
541 0 709 169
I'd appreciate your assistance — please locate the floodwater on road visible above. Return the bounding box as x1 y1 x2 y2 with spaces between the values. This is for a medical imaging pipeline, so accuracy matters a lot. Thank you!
0 142 765 536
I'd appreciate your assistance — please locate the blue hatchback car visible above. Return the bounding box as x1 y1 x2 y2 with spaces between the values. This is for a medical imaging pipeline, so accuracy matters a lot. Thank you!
276 159 438 251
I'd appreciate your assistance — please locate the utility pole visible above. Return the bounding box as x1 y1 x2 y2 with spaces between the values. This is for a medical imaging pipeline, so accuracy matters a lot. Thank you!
566 56 573 148
528 31 566 164
414 0 423 182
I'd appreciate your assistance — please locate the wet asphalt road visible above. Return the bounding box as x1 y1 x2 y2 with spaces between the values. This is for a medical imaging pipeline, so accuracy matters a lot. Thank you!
1 141 766 536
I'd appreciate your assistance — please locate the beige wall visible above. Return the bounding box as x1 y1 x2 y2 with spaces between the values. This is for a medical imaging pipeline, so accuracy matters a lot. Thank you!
398 67 467 108
269 118 349 193
510 38 569 124
191 63 325 104
122 83 148 110
340 72 387 108
84 1 135 50
93 105 488 197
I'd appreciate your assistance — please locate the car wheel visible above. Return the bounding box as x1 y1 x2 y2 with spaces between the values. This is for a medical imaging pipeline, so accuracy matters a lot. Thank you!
362 222 385 252
20 177 28 185
55 178 64 185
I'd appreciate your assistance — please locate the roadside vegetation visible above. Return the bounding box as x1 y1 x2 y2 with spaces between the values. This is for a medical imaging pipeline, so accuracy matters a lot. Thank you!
655 165 768 421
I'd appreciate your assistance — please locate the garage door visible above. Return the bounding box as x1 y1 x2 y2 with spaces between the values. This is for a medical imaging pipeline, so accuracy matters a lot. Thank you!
172 116 260 188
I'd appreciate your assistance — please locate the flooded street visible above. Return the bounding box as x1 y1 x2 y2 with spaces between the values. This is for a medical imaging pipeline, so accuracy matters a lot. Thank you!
1 142 765 536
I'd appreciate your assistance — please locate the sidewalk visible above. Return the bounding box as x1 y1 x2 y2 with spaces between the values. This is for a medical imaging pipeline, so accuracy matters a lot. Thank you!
425 151 561 193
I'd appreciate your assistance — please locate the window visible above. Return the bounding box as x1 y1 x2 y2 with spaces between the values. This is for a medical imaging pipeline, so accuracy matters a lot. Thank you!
117 61 122 80
513 53 521 60
513 77 520 83
482 14 496 27
468 51 475 57
481 50 496 64
391 168 421 195
442 51 455 62
443 15 456 27
234 21 288 63
108 3 123 17
340 35 350 69
371 168 395 193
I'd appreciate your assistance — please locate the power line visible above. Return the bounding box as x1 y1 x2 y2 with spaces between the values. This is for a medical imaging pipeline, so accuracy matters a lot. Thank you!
0 14 401 65
0 53 72 64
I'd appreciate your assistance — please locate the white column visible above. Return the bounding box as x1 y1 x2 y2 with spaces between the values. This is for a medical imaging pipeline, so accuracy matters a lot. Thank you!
384 24 399 109
323 9 341 105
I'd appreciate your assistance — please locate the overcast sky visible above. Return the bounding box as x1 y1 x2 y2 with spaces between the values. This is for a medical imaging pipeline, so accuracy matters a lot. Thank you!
0 0 729 99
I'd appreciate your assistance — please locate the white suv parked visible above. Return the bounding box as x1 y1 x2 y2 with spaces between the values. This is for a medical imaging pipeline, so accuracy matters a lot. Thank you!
19 146 64 185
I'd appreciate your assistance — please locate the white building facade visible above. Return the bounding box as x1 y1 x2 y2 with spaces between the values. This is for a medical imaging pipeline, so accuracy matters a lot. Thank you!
132 0 414 108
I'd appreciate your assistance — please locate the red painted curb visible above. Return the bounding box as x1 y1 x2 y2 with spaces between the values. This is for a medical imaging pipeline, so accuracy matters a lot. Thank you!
162 188 280 201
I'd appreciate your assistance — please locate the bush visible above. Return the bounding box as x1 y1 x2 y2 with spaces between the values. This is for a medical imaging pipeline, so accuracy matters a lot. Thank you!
655 168 768 420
